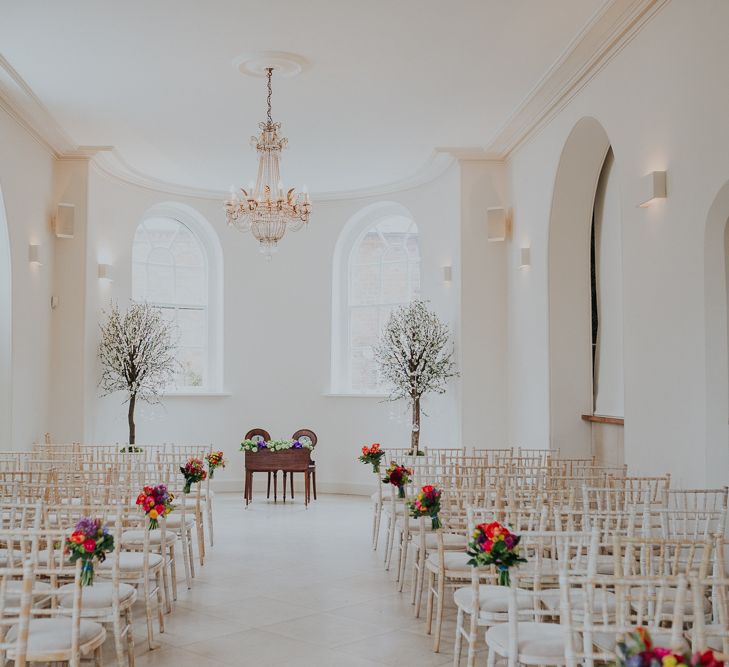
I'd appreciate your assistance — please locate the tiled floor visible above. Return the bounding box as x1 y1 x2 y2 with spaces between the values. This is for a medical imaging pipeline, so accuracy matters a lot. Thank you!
118 492 464 667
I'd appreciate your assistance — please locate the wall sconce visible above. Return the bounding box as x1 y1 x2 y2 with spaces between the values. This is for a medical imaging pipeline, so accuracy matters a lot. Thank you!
28 243 42 266
637 171 667 207
97 263 113 281
519 246 531 270
487 207 510 242
442 265 453 283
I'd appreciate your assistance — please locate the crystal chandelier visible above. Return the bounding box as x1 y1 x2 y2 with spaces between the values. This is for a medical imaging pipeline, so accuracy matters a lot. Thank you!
224 67 311 258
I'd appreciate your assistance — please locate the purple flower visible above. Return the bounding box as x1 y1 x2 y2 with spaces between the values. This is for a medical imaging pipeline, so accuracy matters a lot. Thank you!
259 441 267 449
504 535 514 549
292 440 302 449
74 517 100 538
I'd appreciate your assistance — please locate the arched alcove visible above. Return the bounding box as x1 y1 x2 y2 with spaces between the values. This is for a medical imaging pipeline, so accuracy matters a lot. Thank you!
0 186 11 449
548 117 615 458
703 180 729 485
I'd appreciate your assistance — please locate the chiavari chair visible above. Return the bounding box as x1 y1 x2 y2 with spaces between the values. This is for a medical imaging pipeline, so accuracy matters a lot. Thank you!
560 571 689 667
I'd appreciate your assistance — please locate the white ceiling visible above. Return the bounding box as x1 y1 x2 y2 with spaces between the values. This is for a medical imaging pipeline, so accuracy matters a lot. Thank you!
0 0 607 195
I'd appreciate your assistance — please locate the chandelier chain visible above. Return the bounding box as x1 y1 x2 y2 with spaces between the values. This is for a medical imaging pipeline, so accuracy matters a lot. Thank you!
266 67 273 124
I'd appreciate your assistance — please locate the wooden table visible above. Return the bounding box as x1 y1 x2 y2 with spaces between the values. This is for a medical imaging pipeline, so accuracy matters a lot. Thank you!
243 449 314 506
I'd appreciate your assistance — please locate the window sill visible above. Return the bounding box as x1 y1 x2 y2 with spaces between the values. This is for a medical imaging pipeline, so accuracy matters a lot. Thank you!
581 414 624 426
162 391 231 398
323 392 391 399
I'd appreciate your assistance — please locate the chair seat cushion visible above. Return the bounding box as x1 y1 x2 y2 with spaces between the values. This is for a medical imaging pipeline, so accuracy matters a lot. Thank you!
396 517 437 532
58 581 136 609
163 515 195 528
426 550 471 572
629 586 711 614
121 529 178 546
539 588 617 614
2 581 52 608
424 532 467 550
97 552 163 572
570 553 616 575
454 585 532 616
7 618 106 658
485 621 566 663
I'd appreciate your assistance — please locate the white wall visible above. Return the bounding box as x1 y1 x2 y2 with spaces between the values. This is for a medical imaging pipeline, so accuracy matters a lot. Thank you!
82 161 477 493
0 107 55 448
507 0 729 485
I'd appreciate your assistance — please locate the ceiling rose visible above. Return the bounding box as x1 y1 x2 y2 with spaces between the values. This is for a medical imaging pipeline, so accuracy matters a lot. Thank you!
232 51 308 78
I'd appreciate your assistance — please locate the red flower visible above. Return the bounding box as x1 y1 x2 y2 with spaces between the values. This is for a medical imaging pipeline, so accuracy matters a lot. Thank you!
635 627 652 650
483 540 494 553
83 539 96 553
390 470 402 486
135 493 146 505
69 532 84 544
361 446 369 455
143 485 153 495
155 504 165 514
371 443 380 452
422 485 434 494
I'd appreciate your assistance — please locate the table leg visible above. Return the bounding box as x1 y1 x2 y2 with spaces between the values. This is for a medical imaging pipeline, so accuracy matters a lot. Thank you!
290 472 295 499
304 470 310 508
274 471 278 502
244 470 250 506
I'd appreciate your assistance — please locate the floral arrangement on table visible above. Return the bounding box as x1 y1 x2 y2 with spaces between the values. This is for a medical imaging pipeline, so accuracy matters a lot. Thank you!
206 451 226 478
240 438 314 453
466 521 526 586
180 456 207 493
408 484 442 528
358 443 385 473
382 461 412 498
615 628 723 666
66 517 115 586
136 484 175 529
120 446 144 453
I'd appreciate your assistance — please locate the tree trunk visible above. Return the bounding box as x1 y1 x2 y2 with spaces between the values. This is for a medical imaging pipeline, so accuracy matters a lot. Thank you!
411 396 421 454
128 393 136 446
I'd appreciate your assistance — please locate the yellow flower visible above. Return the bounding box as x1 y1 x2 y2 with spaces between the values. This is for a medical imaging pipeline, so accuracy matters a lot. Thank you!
149 509 159 519
661 657 678 667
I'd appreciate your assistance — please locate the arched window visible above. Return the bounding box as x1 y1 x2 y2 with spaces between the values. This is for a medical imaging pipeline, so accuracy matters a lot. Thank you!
132 203 223 392
332 204 420 394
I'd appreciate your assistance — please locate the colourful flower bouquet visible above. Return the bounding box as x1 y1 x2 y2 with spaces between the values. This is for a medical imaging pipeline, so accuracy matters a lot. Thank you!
408 484 442 528
466 521 526 586
120 446 143 453
136 484 175 529
615 628 723 666
358 443 385 473
65 517 115 586
180 456 207 493
382 462 412 498
240 438 314 452
206 451 226 478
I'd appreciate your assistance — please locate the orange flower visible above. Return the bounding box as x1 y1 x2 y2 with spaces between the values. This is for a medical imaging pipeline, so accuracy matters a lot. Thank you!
69 532 84 544
148 509 159 520
361 445 369 455
371 443 380 452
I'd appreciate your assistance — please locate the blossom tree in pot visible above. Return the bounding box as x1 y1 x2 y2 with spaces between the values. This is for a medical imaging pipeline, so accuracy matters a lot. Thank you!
374 300 458 455
98 302 177 448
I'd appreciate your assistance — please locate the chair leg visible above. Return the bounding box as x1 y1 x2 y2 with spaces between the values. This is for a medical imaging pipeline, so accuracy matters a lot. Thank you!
425 571 436 634
433 571 445 652
181 529 192 589
373 505 382 551
414 548 427 616
168 543 178 601
186 526 196 579
125 608 135 667
144 577 157 650
398 541 410 593
113 610 126 667
156 570 165 634
207 494 214 547
410 546 419 605
196 513 205 567
454 607 464 667
160 552 172 614
384 511 396 570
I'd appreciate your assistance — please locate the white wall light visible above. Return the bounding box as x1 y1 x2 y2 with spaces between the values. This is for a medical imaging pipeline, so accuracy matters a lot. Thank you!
637 171 667 207
487 207 509 242
519 246 531 270
28 243 42 266
442 265 453 283
97 263 113 281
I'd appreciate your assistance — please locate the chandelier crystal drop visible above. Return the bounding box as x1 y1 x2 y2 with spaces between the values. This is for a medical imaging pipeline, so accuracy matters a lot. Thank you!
224 67 311 258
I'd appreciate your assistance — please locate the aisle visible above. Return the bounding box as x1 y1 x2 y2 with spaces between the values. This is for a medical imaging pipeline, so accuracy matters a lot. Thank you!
134 493 457 667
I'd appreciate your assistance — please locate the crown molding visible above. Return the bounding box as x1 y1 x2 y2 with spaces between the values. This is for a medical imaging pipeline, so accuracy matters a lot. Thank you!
486 0 670 158
0 0 667 200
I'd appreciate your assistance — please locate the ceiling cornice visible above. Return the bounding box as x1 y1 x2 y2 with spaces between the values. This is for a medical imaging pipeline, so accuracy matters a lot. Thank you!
486 0 670 158
0 0 668 200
